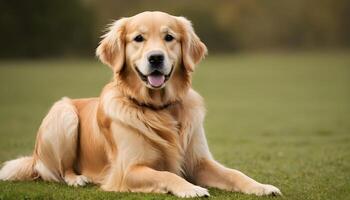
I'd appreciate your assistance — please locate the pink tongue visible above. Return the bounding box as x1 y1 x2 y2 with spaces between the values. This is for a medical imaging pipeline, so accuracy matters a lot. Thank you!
147 74 165 87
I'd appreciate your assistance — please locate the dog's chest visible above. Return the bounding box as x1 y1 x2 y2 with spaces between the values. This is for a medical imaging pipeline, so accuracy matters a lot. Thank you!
152 121 191 176
109 107 193 174
152 108 195 175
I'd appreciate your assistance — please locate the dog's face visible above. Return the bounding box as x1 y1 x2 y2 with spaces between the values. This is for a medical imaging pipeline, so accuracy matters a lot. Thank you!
124 12 181 89
96 11 207 103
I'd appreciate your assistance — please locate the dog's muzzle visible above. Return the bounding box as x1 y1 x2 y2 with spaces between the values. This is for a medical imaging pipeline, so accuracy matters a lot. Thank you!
135 51 173 88
136 66 173 89
148 53 164 69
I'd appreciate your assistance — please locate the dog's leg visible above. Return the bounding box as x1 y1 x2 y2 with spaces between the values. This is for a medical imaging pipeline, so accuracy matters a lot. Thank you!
186 126 281 196
34 97 89 186
124 165 209 198
100 122 209 198
194 159 281 196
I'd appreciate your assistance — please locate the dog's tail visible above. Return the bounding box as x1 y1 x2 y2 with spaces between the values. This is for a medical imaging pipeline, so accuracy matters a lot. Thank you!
0 156 37 181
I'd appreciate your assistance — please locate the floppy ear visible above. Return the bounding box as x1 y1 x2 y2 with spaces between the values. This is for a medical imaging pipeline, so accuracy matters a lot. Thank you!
96 18 128 73
177 17 208 72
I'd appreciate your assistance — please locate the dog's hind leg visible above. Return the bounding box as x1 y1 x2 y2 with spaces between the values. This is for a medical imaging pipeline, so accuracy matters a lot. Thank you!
33 97 89 186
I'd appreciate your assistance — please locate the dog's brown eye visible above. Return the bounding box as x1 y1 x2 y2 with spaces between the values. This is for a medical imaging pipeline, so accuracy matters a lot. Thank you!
164 34 174 42
134 35 144 42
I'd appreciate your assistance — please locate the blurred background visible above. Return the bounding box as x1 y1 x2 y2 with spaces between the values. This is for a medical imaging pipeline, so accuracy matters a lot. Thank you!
1 0 350 58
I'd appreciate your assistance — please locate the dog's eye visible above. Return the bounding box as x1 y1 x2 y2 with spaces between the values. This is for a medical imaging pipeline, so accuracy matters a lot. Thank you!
134 35 144 42
164 34 174 42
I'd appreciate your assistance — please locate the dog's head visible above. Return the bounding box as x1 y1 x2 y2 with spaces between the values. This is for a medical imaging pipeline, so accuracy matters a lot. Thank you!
96 11 207 106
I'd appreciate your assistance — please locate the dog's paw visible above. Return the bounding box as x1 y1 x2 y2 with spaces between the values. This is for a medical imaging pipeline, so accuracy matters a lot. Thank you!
172 184 210 198
65 175 90 187
243 183 282 196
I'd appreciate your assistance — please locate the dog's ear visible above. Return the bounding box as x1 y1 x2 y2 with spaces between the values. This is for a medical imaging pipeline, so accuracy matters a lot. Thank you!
176 17 207 72
96 18 128 73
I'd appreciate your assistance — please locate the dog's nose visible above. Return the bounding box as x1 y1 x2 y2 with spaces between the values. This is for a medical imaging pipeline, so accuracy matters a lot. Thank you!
148 53 164 67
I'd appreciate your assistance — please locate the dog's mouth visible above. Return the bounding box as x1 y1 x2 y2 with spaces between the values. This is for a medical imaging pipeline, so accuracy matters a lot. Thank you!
135 67 173 89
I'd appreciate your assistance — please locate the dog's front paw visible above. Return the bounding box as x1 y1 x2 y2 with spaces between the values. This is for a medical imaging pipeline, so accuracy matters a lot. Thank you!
65 175 90 187
172 184 210 198
243 183 282 196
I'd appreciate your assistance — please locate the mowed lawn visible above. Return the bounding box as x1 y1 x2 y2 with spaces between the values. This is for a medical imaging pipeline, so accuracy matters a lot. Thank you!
0 51 349 200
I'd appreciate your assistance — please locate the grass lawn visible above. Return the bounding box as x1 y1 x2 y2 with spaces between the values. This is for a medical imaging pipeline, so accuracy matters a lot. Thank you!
0 51 349 199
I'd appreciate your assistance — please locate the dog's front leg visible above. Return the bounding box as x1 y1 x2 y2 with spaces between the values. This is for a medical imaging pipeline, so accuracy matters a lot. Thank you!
187 126 282 196
194 159 281 196
124 165 209 198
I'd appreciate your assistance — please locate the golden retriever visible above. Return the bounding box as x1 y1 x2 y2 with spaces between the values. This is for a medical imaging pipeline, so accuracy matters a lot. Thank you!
0 11 281 198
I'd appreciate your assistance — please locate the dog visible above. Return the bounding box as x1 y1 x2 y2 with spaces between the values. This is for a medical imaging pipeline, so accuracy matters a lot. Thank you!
0 11 281 198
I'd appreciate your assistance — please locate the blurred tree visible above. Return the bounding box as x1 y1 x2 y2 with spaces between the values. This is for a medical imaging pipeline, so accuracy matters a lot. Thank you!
84 0 350 53
0 0 349 58
0 0 96 58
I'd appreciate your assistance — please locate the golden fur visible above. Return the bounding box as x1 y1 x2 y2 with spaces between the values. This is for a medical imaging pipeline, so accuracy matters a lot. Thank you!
0 11 281 197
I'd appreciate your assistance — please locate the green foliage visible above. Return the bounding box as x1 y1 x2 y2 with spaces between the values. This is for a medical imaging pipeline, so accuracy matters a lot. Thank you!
0 0 96 58
1 0 350 58
91 0 350 52
0 51 350 199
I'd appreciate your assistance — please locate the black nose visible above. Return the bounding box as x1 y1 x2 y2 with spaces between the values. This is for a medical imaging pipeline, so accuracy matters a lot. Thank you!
148 53 164 67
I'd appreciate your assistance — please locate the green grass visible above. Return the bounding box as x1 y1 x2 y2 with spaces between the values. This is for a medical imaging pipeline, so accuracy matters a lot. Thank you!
0 51 350 200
